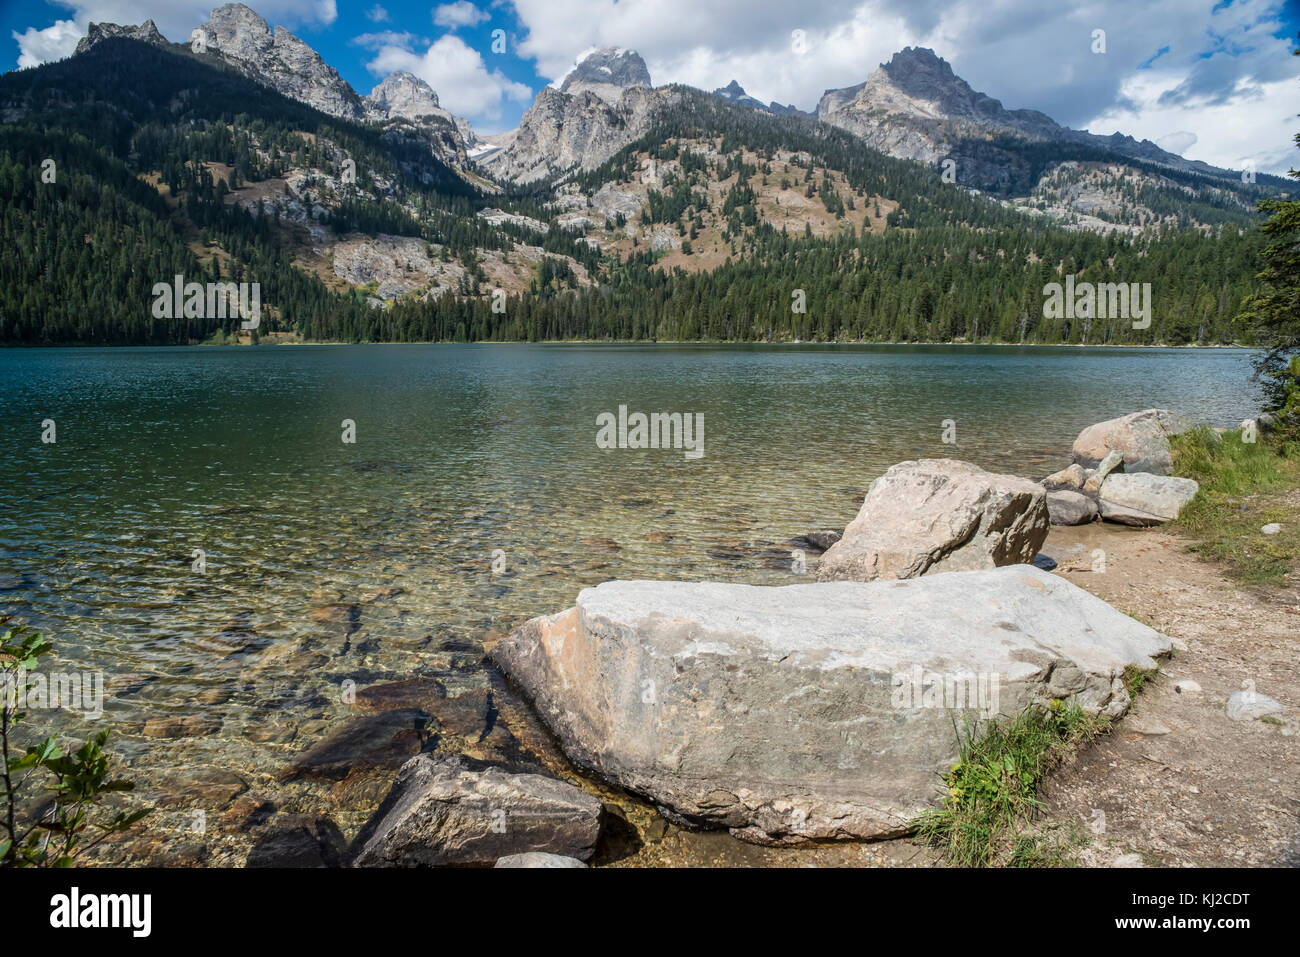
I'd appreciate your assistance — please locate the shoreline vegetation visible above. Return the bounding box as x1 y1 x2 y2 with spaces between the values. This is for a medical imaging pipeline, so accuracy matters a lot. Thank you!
4 336 1263 349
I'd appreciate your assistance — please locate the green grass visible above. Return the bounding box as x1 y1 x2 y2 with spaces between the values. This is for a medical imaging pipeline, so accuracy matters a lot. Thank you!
1122 664 1157 697
914 700 1111 867
1169 428 1300 586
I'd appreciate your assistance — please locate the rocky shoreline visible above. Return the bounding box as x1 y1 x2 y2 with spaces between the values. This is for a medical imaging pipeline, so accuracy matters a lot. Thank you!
267 408 1271 867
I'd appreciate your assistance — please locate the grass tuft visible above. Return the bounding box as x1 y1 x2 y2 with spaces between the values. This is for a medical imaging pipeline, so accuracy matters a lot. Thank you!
1169 427 1300 587
914 699 1110 867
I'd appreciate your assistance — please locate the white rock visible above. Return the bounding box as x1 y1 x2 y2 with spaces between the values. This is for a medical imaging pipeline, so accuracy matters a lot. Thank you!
491 565 1171 845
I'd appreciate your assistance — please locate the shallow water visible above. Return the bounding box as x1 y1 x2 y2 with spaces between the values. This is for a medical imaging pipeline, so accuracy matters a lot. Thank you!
0 343 1263 863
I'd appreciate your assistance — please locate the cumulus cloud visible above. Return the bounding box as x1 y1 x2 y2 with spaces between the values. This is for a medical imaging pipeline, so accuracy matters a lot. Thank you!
366 33 532 127
11 1 339 70
13 18 82 68
433 2 490 30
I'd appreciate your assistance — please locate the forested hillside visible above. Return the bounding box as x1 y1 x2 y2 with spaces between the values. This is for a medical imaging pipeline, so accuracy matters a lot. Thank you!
0 37 1281 346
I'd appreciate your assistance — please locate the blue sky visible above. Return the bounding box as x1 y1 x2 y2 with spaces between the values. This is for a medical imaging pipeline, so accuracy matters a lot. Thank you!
5 0 1300 167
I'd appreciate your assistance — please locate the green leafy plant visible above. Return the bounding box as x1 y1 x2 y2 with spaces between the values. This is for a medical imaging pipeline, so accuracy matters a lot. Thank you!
0 624 147 867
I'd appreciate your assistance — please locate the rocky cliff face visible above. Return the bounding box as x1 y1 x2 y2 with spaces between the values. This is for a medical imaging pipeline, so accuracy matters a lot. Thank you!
188 3 367 122
365 72 470 166
74 19 168 56
817 47 1230 183
559 48 651 104
482 84 675 185
365 72 450 123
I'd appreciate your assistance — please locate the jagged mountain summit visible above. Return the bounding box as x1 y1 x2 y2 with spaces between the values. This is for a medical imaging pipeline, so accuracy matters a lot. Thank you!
712 79 765 109
69 4 479 170
484 49 667 183
364 71 471 166
713 80 811 118
74 19 168 56
817 47 1233 181
560 48 652 104
187 3 367 121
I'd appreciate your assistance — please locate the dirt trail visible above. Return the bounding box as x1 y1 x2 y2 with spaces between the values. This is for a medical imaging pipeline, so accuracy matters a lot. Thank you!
1032 522 1300 866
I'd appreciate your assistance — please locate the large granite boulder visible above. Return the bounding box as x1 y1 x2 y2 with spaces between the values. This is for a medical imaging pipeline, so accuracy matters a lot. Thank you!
1098 473 1199 526
1072 409 1194 475
490 567 1171 845
816 459 1048 582
348 754 602 867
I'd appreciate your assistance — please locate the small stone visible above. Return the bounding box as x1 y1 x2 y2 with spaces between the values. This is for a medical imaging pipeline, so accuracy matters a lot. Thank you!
1261 523 1282 535
1111 853 1145 867
1174 680 1202 694
1125 715 1171 735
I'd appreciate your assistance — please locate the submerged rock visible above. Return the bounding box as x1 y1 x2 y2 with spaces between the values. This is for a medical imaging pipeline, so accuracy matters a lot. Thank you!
247 815 346 868
816 459 1048 582
348 753 603 867
495 852 588 868
281 709 432 781
490 566 1170 845
1072 409 1194 475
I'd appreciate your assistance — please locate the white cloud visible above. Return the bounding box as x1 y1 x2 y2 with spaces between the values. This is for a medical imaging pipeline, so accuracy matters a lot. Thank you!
366 34 532 127
366 4 389 23
13 19 82 68
433 2 490 29
11 1 339 70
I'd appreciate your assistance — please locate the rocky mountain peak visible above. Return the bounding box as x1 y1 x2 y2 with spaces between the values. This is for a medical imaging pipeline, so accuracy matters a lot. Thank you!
712 80 765 109
367 72 446 120
74 19 168 56
189 3 366 122
560 48 651 104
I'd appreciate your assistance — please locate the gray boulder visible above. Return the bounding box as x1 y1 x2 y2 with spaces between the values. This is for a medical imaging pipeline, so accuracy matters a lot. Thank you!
1072 409 1194 475
1098 473 1199 526
1047 490 1098 526
490 566 1171 845
495 852 588 868
816 459 1048 582
348 754 603 867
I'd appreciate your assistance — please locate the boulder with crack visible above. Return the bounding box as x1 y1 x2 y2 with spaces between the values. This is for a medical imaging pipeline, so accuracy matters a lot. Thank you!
490 566 1171 845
